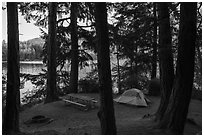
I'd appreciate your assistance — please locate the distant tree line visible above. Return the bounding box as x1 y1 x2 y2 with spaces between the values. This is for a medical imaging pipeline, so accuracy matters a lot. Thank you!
2 38 44 61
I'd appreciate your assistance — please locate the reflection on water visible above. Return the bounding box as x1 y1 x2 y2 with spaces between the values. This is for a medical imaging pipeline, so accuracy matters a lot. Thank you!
2 61 45 75
2 61 45 100
2 61 92 99
2 61 92 77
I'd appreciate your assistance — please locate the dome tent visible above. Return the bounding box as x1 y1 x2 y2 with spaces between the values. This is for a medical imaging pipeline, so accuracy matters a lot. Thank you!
114 88 150 107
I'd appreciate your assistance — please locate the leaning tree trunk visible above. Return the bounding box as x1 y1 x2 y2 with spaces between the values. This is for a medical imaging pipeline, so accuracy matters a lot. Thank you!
3 2 20 134
151 2 158 79
69 2 79 93
45 2 59 103
160 3 197 134
155 2 175 121
95 2 117 135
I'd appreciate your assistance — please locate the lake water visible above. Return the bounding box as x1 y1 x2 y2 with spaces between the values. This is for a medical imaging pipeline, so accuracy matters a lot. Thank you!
2 61 45 75
2 61 46 100
2 61 93 77
2 61 93 98
2 60 120 101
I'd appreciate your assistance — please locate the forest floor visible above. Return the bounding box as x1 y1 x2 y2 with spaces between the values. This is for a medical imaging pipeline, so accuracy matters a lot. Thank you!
19 93 202 135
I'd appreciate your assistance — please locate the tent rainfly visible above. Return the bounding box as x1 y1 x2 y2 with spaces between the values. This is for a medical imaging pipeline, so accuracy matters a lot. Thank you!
114 88 150 107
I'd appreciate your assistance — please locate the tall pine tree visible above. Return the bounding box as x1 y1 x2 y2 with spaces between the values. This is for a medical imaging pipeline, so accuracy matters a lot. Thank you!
160 3 197 134
95 2 117 135
156 2 175 121
69 2 79 93
3 2 20 134
45 2 59 103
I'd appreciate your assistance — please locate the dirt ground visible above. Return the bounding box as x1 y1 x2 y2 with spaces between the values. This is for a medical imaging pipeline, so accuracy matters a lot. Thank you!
19 93 202 135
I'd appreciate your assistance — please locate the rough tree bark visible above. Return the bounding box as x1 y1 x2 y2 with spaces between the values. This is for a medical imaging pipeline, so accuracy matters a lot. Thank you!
2 2 20 134
155 2 175 121
95 2 117 135
45 2 59 103
160 3 197 134
151 2 158 79
69 2 79 93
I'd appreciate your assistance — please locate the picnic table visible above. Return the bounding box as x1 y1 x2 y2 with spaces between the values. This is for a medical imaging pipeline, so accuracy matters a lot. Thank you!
61 94 98 111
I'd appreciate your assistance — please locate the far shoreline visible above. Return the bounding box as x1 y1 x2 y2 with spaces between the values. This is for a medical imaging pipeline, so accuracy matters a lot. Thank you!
2 60 43 65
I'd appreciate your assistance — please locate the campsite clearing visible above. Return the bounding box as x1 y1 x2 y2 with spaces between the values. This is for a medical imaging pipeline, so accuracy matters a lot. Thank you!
19 93 202 135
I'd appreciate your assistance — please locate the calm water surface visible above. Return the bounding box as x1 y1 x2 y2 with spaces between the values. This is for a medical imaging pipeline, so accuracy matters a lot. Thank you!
2 61 45 75
2 61 93 99
2 61 45 99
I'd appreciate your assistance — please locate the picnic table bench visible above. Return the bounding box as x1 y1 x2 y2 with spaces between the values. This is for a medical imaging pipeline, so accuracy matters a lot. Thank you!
61 98 88 111
61 94 98 111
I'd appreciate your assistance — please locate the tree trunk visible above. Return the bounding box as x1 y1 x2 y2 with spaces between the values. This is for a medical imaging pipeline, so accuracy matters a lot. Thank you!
69 2 79 93
45 2 59 103
3 2 20 134
160 3 197 134
116 46 122 94
95 2 117 135
151 2 158 79
156 2 174 121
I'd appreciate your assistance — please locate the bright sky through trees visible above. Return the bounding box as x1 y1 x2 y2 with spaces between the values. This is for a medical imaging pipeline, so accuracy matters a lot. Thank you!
2 2 42 42
1 2 117 42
